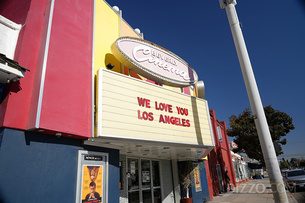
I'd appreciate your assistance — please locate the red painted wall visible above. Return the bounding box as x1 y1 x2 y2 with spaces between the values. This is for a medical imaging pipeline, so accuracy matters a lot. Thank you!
219 120 237 187
0 0 93 138
0 0 47 129
36 0 92 137
206 109 236 199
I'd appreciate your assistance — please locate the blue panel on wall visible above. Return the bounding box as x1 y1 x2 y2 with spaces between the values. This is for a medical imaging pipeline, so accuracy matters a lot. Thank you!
191 161 210 202
0 128 119 203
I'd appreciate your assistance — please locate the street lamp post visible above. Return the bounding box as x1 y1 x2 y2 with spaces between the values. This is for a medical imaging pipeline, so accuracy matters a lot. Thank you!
219 0 288 202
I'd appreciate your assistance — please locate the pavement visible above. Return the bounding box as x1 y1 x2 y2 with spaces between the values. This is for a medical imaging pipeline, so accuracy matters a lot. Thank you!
290 189 305 203
207 174 301 203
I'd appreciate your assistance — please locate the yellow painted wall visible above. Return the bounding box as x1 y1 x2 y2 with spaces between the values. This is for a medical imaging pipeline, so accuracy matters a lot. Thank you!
97 69 213 146
94 1 121 74
122 19 140 38
94 1 146 77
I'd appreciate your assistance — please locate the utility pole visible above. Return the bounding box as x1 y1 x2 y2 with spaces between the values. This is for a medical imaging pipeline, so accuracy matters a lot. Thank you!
219 0 288 202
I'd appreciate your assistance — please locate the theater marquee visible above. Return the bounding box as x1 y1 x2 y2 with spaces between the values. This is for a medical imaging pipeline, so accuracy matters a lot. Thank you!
97 69 213 147
111 37 198 87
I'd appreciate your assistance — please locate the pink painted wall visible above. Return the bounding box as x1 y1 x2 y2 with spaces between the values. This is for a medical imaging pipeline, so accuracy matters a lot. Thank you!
0 0 93 138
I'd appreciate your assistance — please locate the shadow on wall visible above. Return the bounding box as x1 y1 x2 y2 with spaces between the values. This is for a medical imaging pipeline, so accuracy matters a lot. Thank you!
208 150 220 196
178 161 210 202
191 97 203 145
178 161 194 199
105 53 143 81
105 53 121 73
208 146 227 196
161 160 175 202
218 147 227 192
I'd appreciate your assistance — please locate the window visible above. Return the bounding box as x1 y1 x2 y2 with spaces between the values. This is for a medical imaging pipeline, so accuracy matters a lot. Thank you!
216 126 223 143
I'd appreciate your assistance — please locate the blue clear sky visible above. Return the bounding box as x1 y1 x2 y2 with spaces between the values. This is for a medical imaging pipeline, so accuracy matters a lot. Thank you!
105 0 305 160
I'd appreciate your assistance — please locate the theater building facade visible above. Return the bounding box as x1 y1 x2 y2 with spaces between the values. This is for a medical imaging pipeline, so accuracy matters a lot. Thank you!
0 0 216 202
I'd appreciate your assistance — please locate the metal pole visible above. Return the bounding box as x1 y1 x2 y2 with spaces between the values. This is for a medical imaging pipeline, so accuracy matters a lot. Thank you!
219 1 288 202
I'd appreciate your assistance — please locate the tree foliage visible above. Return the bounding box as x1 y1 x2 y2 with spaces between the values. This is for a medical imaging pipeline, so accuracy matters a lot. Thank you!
280 158 305 169
227 106 295 165
280 158 289 169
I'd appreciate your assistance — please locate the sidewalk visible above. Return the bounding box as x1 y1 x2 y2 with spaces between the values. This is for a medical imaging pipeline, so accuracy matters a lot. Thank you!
208 175 298 203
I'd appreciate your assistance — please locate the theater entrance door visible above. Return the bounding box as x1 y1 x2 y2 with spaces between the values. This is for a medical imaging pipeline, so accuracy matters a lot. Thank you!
127 158 161 203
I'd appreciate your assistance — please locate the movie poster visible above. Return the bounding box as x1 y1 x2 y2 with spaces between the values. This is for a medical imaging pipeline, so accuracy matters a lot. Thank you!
82 165 103 203
194 166 202 192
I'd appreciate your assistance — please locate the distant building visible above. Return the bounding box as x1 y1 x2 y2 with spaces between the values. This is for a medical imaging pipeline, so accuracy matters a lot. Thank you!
229 141 238 151
231 152 251 185
229 142 252 184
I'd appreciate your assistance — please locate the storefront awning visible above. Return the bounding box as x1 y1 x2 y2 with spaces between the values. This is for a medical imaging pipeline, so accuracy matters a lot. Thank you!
84 137 214 161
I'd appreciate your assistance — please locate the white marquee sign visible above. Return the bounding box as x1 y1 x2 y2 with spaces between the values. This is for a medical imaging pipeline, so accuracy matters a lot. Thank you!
111 37 198 87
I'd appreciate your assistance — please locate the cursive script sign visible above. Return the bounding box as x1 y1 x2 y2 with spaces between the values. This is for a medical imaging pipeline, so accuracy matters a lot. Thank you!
111 37 198 87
